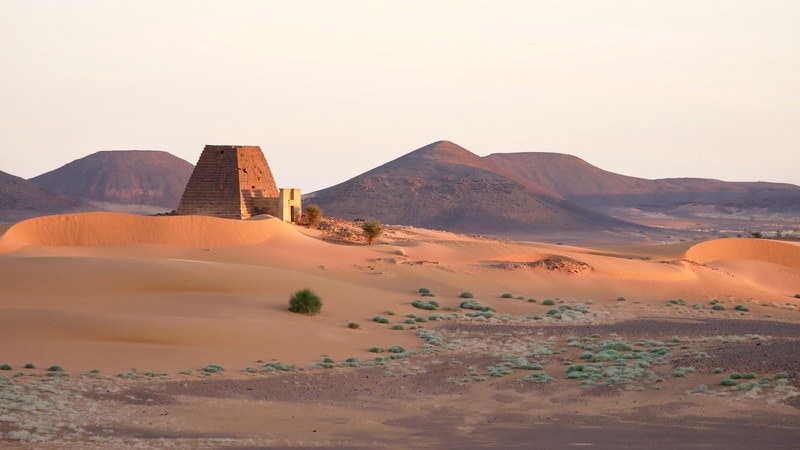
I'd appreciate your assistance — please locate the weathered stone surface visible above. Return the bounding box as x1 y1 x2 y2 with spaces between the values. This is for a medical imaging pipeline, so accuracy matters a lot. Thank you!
177 145 279 219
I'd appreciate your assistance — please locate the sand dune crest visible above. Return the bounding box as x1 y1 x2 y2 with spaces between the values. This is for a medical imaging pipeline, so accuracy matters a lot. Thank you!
0 212 297 252
684 238 800 269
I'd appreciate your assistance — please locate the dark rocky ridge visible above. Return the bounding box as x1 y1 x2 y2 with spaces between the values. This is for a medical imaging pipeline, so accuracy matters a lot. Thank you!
30 150 193 211
307 141 640 235
0 170 95 221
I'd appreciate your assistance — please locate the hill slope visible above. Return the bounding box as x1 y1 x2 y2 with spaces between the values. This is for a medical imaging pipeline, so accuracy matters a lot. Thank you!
30 150 193 212
307 141 638 235
0 170 94 221
484 152 800 211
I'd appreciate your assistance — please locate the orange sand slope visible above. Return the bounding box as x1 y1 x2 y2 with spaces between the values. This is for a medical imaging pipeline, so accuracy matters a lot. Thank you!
0 211 293 251
1 212 799 374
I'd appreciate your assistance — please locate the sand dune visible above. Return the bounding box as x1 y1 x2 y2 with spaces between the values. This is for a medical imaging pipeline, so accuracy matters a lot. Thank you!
685 237 800 269
1 212 799 376
0 212 294 252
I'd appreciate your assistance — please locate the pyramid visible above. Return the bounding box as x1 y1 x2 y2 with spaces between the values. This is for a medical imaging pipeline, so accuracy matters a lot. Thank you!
177 145 299 220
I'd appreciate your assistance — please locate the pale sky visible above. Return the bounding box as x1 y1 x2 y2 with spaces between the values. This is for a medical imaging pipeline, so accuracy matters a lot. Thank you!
2 0 798 192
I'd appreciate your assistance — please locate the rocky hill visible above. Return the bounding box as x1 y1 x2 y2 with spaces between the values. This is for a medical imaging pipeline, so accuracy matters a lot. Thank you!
308 141 800 239
30 150 193 213
306 141 640 236
0 170 95 221
484 152 800 210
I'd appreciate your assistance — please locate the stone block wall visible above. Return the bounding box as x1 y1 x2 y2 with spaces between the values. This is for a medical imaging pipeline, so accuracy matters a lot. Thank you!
177 145 280 219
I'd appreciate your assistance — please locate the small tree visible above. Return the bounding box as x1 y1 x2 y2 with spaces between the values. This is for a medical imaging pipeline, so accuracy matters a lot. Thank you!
288 288 322 315
362 220 383 245
305 204 322 227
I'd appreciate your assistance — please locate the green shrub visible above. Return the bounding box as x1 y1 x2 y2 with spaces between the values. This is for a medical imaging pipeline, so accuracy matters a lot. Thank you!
523 372 554 383
719 378 738 386
23 363 35 369
387 345 405 353
347 322 361 329
373 315 390 324
305 204 322 227
501 293 514 298
713 367 724 374
361 220 383 244
616 296 626 301
729 372 742 379
542 299 556 306
368 346 384 353
775 372 789 379
459 291 474 299
546 309 561 318
527 298 537 303
203 364 225 373
734 305 749 312
47 365 63 372
689 384 709 393
288 288 323 315
711 304 725 311
263 362 297 372
418 288 435 297
392 324 405 330
459 300 495 312
0 364 12 371
411 300 439 310
672 367 695 378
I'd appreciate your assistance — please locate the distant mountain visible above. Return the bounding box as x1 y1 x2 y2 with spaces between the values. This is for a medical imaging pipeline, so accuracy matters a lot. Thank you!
0 170 95 222
307 141 640 235
483 152 800 212
30 150 194 213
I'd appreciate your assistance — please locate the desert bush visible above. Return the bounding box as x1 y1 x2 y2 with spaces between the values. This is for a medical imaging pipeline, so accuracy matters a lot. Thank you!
418 288 435 297
523 372 554 383
616 296 626 301
347 322 361 329
501 293 514 298
719 378 738 386
411 300 439 310
795 294 800 299
23 363 35 369
288 288 323 315
0 364 11 370
527 298 537 303
305 204 322 227
368 346 384 353
361 220 383 244
711 304 725 311
263 362 297 372
47 365 63 372
689 384 709 393
713 367 724 374
672 367 695 378
459 291 474 299
668 298 686 305
542 299 556 306
546 309 561 318
203 364 225 373
387 345 405 353
373 315 390 324
734 305 749 312
459 300 495 312
392 324 405 330
774 372 789 380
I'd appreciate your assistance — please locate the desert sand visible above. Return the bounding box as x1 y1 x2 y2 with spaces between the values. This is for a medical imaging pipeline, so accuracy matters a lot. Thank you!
1 212 799 448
